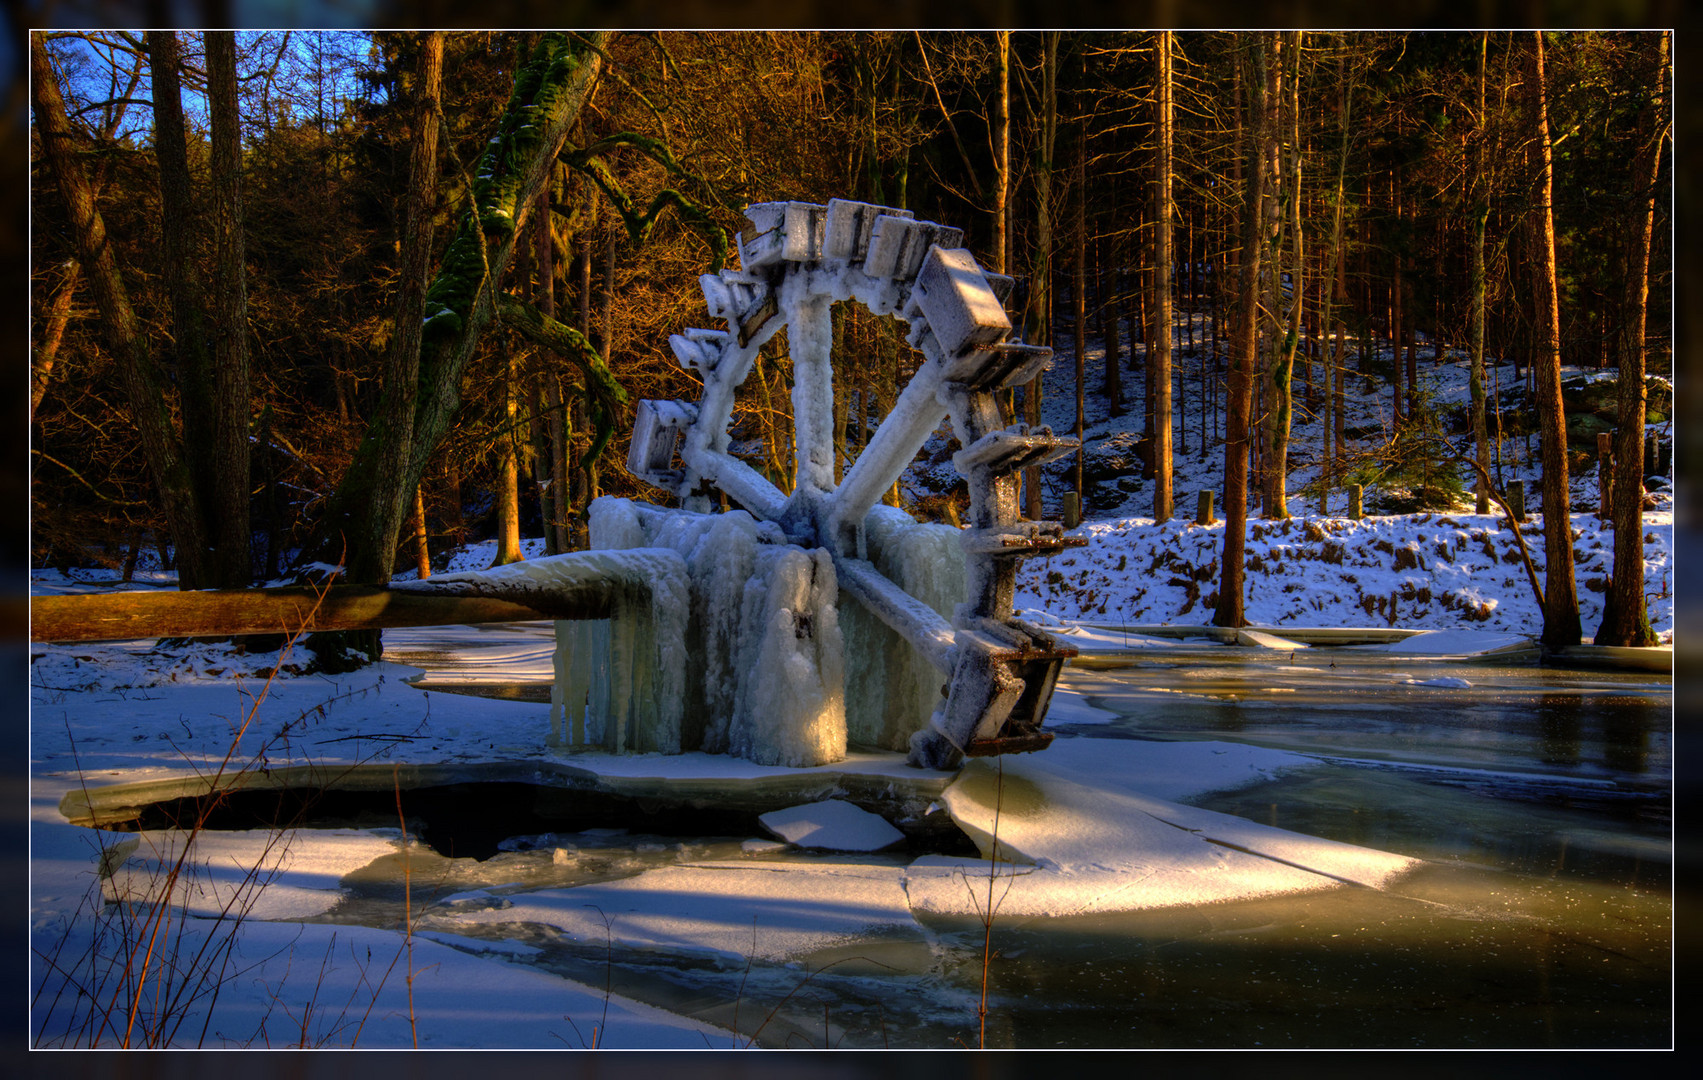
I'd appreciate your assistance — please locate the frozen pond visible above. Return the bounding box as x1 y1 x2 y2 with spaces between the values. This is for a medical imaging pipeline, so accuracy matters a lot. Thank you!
343 627 1671 1048
1059 653 1670 885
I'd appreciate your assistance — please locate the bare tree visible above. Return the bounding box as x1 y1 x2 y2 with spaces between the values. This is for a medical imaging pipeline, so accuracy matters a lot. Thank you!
1151 30 1175 521
1469 32 1493 514
1526 32 1582 650
1215 34 1268 629
1023 32 1061 520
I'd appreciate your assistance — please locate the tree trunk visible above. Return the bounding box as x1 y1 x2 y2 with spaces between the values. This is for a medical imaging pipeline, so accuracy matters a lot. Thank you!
319 29 440 685
1470 33 1492 514
1073 114 1088 506
412 486 432 578
143 31 217 582
1100 235 1123 414
1527 32 1582 649
1024 32 1059 521
1319 51 1352 516
993 31 1010 276
205 31 253 588
1215 34 1267 629
534 178 571 555
30 261 78 422
491 344 524 567
1151 29 1175 522
571 226 594 544
1390 164 1405 429
1596 31 1668 648
1264 32 1300 521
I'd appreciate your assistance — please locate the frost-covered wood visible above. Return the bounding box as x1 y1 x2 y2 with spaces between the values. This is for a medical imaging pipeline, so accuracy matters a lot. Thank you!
624 199 1079 769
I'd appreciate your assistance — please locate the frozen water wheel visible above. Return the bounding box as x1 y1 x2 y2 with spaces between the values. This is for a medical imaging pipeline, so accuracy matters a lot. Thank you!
628 199 1086 768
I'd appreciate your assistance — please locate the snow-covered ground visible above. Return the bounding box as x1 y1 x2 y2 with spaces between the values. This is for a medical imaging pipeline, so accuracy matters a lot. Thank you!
29 619 1362 1047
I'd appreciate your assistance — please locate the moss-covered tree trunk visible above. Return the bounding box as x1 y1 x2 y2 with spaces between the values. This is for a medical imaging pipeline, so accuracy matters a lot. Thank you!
359 31 443 585
322 32 605 603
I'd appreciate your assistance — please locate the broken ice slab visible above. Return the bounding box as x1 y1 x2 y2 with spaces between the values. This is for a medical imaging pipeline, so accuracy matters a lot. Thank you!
1236 628 1310 650
823 198 912 262
912 246 1012 357
456 860 920 965
908 743 1421 918
758 799 905 851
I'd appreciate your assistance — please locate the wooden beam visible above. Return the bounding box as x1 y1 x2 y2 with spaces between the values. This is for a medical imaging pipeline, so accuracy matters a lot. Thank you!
29 584 616 644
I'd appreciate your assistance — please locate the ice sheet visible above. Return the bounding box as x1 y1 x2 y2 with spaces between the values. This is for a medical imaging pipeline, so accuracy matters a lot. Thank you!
908 750 1418 920
102 827 396 920
449 860 917 963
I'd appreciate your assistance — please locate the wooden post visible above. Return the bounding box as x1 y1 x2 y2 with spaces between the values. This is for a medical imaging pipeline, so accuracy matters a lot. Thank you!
1063 491 1081 529
1197 489 1215 525
1507 479 1526 522
1597 431 1613 520
1348 483 1363 520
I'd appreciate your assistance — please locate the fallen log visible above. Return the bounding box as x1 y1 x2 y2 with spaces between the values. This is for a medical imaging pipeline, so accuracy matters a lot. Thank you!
29 583 614 644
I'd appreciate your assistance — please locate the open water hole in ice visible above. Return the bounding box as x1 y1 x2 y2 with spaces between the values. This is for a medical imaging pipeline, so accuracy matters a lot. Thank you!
296 651 1671 1046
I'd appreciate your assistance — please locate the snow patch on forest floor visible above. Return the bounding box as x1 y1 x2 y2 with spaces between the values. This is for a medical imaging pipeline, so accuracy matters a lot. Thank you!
1014 509 1674 643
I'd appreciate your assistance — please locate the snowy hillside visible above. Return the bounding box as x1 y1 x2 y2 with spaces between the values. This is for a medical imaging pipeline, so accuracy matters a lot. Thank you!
922 319 1675 642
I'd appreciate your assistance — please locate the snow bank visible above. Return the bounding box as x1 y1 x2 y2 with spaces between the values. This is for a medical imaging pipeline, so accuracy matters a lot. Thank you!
1016 511 1674 643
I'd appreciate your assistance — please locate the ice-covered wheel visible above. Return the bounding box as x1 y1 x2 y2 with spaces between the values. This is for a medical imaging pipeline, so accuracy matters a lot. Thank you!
628 199 1085 767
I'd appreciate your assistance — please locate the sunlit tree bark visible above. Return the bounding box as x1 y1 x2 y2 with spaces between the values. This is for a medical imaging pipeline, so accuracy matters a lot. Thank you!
1527 32 1582 650
1151 30 1175 522
1215 34 1268 629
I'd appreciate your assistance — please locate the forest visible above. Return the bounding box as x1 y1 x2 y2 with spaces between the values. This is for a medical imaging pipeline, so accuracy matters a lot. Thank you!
28 29 1673 652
